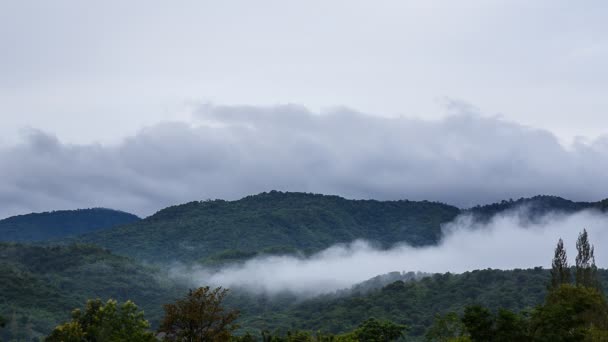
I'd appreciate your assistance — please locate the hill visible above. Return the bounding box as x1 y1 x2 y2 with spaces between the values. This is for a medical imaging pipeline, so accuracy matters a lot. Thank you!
4 242 608 340
0 242 184 341
234 268 608 338
466 195 607 222
76 192 608 263
0 208 140 242
77 191 460 262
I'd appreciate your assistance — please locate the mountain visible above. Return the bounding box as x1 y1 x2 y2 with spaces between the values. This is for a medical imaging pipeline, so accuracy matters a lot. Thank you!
76 192 608 263
466 195 607 222
4 192 608 340
0 208 140 242
77 191 460 262
0 242 183 341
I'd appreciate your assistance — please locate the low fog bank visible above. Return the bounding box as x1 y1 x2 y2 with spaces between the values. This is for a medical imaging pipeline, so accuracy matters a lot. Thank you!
173 209 608 296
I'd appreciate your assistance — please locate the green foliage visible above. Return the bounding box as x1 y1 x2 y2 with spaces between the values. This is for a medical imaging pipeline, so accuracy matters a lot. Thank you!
159 287 240 342
350 318 405 342
255 269 550 337
426 285 608 341
551 238 571 289
493 309 529 342
232 318 404 342
459 306 529 342
425 312 464 342
424 233 608 341
45 299 156 342
74 193 608 264
462 306 493 342
7 195 608 341
0 242 185 340
78 191 460 262
0 208 139 242
531 284 608 341
257 330 339 342
576 229 599 289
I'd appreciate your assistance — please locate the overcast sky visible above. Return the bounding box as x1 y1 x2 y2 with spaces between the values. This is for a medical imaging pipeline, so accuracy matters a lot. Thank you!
1 1 608 217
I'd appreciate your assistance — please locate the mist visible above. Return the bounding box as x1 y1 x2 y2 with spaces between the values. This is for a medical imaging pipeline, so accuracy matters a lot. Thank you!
175 209 608 296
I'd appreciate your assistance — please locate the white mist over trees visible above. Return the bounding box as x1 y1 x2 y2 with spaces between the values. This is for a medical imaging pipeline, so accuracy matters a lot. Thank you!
173 209 608 296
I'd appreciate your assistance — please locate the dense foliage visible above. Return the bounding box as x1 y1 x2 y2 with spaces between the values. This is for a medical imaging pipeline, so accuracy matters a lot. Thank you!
227 267 608 340
7 241 599 340
0 243 184 341
234 268 552 337
0 208 140 242
422 233 608 341
158 287 240 342
46 299 156 342
78 191 460 262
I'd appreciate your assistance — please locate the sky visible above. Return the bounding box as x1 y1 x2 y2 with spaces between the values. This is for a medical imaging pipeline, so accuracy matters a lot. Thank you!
1 1 608 218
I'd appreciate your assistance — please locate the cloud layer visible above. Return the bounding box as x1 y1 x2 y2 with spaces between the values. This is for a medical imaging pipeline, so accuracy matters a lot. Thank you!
1 104 608 218
176 209 608 296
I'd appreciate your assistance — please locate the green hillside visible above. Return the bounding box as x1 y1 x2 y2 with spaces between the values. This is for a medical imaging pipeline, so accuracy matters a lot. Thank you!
78 191 460 262
0 243 183 341
235 268 608 338
0 208 140 242
4 242 608 340
76 192 608 264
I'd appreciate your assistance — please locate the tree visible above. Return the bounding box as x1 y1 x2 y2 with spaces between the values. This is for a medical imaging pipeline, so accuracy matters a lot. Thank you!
425 312 464 342
46 299 155 342
158 286 240 342
575 229 598 288
493 309 529 342
551 238 571 289
351 318 406 342
530 284 608 341
462 305 494 342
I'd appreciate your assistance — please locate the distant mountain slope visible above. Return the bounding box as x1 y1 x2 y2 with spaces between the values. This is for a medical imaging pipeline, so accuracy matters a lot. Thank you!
78 191 460 262
237 268 608 338
0 208 140 242
466 195 607 222
0 242 183 340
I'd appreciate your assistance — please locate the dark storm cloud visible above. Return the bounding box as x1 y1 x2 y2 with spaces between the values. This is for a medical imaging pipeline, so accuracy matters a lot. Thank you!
1 105 607 218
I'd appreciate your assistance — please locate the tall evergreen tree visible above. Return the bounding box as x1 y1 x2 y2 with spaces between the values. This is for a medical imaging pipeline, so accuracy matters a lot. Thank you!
550 238 571 289
575 229 598 288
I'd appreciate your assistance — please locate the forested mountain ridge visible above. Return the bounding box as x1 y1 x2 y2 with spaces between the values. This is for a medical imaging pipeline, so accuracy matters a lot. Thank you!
3 192 606 263
0 208 140 242
76 191 460 262
466 195 608 222
75 192 608 263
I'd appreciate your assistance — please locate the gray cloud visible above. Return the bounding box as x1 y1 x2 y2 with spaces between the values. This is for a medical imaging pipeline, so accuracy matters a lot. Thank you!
1 104 608 218
172 209 608 296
